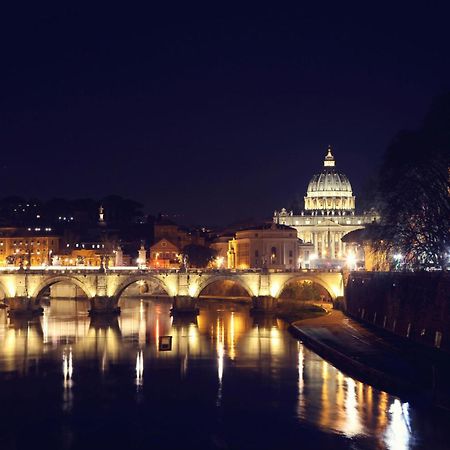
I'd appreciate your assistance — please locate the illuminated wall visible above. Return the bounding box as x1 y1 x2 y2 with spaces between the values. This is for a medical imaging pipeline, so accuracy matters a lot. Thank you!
226 224 299 270
0 230 60 266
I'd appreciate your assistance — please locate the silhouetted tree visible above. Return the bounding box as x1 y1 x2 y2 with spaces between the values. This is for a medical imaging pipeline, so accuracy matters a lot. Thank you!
100 195 143 226
376 94 450 269
182 244 216 268
358 175 381 213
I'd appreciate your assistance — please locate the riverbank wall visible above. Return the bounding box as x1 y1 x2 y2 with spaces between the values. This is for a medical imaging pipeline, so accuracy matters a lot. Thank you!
345 271 450 352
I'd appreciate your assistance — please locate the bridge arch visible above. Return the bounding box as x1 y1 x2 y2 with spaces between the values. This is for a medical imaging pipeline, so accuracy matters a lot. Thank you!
113 274 172 300
193 274 254 299
273 275 338 300
31 275 94 301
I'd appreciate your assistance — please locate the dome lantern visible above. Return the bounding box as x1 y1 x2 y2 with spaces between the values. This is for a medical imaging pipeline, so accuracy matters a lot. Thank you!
324 145 335 167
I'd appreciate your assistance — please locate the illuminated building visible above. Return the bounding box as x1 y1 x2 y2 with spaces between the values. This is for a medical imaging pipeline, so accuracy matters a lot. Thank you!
53 248 105 267
154 216 205 249
210 234 233 264
0 227 60 266
226 223 299 270
149 238 180 268
54 206 118 266
274 147 378 267
342 228 390 271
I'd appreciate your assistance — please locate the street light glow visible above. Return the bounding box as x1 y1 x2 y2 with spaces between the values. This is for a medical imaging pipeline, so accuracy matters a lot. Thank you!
216 256 224 269
346 252 357 270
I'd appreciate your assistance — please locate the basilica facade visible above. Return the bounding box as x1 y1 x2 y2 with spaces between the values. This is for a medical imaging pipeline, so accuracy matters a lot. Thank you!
273 147 377 268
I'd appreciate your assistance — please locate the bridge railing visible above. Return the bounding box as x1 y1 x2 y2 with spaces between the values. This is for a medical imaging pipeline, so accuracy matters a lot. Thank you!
0 265 344 275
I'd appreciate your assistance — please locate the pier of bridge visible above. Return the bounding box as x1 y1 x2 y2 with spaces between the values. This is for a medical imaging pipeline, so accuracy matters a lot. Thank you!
0 268 344 316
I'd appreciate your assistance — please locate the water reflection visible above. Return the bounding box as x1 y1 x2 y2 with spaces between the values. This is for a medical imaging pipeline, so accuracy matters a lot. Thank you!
216 315 224 406
1 315 44 373
0 298 446 449
295 339 418 448
385 399 412 450
135 349 144 388
62 347 73 412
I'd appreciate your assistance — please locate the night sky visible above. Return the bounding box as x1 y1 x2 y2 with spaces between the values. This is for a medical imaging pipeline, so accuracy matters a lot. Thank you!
1 4 449 225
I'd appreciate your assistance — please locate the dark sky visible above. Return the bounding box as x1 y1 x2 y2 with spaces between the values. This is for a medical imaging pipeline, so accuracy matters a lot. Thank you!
1 3 449 225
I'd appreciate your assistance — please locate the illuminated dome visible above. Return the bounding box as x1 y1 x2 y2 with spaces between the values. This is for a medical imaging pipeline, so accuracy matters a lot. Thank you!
304 147 355 212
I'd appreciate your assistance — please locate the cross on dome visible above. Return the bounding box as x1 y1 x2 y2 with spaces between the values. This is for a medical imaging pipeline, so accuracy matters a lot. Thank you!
324 145 335 167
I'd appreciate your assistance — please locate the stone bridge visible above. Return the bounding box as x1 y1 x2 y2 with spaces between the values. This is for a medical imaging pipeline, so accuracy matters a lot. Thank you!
0 268 344 316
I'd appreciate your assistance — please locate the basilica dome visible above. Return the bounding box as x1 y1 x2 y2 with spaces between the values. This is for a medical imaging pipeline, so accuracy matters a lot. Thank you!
304 147 355 212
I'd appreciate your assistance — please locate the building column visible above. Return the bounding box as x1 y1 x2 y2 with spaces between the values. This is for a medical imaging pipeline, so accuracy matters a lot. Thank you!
327 229 331 258
331 231 336 259
338 232 343 258
314 232 319 255
321 232 326 259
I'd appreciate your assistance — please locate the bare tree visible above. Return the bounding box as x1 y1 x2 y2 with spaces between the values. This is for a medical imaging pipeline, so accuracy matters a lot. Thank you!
376 95 450 269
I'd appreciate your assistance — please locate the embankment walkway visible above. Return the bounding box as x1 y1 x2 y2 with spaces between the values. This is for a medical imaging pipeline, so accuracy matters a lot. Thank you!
290 309 450 410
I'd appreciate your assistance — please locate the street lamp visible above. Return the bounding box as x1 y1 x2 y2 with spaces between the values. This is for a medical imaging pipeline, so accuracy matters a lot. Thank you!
216 256 224 269
393 253 403 270
309 253 318 269
346 251 357 270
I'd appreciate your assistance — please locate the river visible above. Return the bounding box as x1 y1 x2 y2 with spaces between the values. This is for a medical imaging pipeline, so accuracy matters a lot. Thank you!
0 298 448 450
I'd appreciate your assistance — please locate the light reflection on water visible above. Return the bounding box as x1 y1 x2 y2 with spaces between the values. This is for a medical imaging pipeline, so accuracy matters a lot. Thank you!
0 298 447 449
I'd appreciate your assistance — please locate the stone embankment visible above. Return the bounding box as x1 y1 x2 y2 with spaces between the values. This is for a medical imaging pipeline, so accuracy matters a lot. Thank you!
346 271 449 352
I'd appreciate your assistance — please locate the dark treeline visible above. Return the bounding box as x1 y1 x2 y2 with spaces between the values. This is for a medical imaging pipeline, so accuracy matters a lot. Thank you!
0 195 147 228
